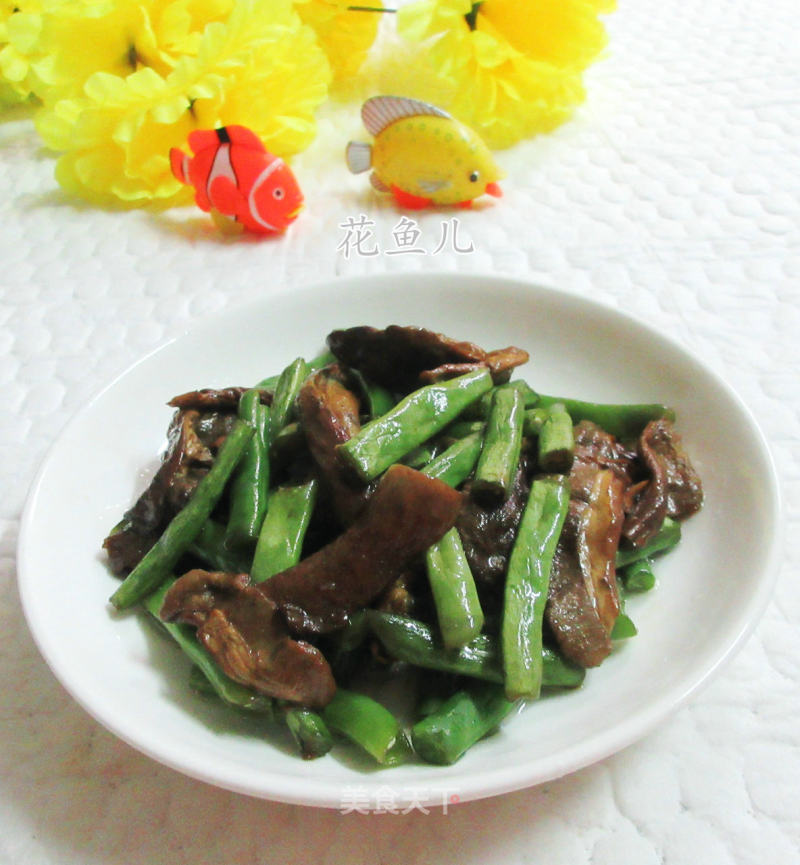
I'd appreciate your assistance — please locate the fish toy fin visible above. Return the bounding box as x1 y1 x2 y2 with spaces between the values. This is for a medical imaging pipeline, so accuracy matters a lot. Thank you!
361 95 451 137
208 175 244 216
370 172 390 192
169 147 190 184
346 141 372 174
187 128 223 154
390 184 433 210
224 125 266 153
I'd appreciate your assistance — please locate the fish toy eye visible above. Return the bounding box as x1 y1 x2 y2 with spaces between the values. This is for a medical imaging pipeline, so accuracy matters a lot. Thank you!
273 187 285 199
469 170 480 183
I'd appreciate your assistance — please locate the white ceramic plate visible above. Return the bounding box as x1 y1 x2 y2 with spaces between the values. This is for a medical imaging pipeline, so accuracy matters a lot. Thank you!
18 273 781 809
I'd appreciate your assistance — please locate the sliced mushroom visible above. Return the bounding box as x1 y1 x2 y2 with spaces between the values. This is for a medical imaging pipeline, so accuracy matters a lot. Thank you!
160 570 336 709
623 419 703 547
261 464 463 634
295 365 371 525
326 325 528 392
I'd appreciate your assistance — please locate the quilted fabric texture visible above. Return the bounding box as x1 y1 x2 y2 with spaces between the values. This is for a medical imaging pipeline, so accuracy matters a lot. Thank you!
1 0 798 862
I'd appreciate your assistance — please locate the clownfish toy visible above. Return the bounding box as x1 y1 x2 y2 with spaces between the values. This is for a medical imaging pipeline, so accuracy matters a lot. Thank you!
346 95 503 210
170 125 303 234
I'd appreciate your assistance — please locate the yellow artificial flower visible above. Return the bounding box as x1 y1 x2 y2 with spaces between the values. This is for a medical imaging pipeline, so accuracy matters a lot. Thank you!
36 0 331 206
395 0 614 149
294 0 381 84
0 1 42 105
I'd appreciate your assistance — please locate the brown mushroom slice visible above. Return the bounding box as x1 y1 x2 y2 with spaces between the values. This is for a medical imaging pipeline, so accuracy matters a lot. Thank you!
102 408 236 575
167 387 271 410
261 464 463 634
546 467 626 667
576 468 625 634
160 570 336 709
419 362 487 384
623 418 703 547
296 365 371 525
570 420 637 502
326 325 528 391
484 346 530 384
546 529 612 668
455 457 530 594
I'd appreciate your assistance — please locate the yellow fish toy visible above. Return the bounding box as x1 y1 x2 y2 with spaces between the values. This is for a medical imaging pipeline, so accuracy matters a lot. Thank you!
346 95 503 209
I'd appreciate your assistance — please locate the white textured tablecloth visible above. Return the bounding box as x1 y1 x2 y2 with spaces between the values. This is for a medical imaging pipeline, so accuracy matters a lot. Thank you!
2 0 799 862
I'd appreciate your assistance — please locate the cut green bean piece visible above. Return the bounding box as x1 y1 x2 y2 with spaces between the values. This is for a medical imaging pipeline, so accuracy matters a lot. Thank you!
401 442 440 469
143 580 273 714
351 370 396 419
256 349 335 391
188 663 216 696
535 395 674 440
269 357 310 443
251 479 318 583
621 557 657 592
421 431 483 488
337 368 493 482
611 612 638 640
189 519 251 573
366 611 584 689
537 403 575 473
616 517 681 567
522 407 549 437
411 682 517 765
225 391 270 550
502 476 570 700
283 706 334 759
442 419 486 440
426 528 484 649
321 688 411 765
110 421 254 610
463 380 538 419
472 387 524 503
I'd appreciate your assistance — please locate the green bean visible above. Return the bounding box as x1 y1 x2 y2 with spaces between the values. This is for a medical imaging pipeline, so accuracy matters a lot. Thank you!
472 387 524 503
351 370 396 419
401 442 440 469
337 368 493 482
462 380 538 419
268 421 306 466
442 419 486 440
188 519 251 573
411 682 517 765
502 476 570 700
616 517 681 567
188 664 216 696
522 407 549 437
321 688 411 765
225 392 270 550
611 613 638 640
537 403 574 473
110 421 254 610
251 479 318 583
283 706 334 759
620 557 656 592
366 611 584 689
426 528 484 649
421 431 483 488
143 580 273 714
534 395 674 440
269 357 310 443
256 349 335 391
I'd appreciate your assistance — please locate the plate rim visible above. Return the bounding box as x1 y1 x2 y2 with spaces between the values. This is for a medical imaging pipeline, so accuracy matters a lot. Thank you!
16 271 784 808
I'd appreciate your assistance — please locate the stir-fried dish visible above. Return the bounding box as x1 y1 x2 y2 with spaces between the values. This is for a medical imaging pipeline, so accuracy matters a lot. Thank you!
103 325 703 766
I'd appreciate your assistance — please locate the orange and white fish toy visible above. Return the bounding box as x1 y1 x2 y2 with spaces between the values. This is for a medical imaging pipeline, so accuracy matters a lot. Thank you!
170 125 303 234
